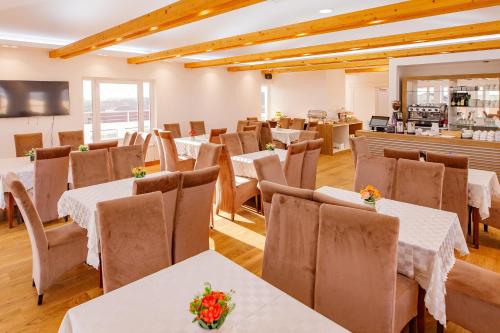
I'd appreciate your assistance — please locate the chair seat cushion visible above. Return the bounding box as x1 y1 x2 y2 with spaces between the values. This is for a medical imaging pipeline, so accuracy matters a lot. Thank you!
235 176 258 205
47 223 87 249
235 176 256 187
394 274 418 332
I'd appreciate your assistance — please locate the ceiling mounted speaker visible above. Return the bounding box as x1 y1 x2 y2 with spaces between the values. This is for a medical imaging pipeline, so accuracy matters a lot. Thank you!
264 73 273 80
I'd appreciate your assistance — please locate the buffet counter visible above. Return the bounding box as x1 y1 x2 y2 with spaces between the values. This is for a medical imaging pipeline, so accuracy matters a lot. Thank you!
318 122 363 155
355 130 500 176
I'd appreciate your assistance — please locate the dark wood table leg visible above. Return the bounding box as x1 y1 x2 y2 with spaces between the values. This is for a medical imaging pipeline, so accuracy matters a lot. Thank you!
7 192 14 229
472 207 480 249
417 286 425 333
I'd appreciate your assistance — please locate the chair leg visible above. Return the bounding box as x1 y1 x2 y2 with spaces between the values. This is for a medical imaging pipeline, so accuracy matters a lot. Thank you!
254 196 259 213
32 279 35 287
472 207 480 249
436 322 444 333
210 206 214 229
65 216 69 222
467 206 472 236
37 294 43 306
484 224 488 232
417 286 426 333
409 317 417 333
230 212 235 222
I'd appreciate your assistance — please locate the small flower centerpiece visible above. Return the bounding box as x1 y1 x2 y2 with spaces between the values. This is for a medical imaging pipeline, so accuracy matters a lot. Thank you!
265 143 275 151
189 282 235 330
360 185 381 208
132 167 146 178
78 145 89 152
25 148 36 162
188 130 197 140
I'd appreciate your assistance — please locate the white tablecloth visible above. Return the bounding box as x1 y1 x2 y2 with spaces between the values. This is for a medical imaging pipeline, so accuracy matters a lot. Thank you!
0 157 34 209
57 172 171 268
468 168 500 220
175 135 209 159
59 250 347 333
231 149 287 179
316 186 469 326
271 128 301 145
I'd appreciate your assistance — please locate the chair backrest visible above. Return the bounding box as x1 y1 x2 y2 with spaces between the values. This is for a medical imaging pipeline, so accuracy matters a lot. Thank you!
109 145 144 180
279 117 290 129
134 132 152 162
34 146 71 222
88 140 119 151
394 159 445 209
173 166 219 263
268 120 277 128
298 130 319 142
123 132 138 146
58 130 84 151
97 192 171 293
312 191 375 212
133 172 182 253
14 132 43 157
253 155 287 185
194 143 223 170
349 136 369 168
354 156 397 199
426 152 469 235
70 149 111 189
238 131 259 154
259 122 273 150
236 120 249 132
6 173 48 282
153 129 166 171
283 141 307 187
242 125 257 132
215 146 237 214
209 128 227 144
314 204 400 332
301 138 323 190
291 118 306 130
220 133 243 157
246 117 258 121
384 148 420 161
307 121 318 131
159 130 181 171
263 193 320 307
163 123 182 138
189 121 206 136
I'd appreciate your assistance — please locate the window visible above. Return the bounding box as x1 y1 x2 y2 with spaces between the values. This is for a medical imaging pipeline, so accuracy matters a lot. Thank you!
260 85 269 120
83 79 154 143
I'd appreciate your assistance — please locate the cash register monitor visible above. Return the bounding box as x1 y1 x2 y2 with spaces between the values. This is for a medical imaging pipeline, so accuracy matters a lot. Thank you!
369 116 390 130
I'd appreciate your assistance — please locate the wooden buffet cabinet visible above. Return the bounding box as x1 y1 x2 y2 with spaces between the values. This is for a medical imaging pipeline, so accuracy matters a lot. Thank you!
318 122 363 155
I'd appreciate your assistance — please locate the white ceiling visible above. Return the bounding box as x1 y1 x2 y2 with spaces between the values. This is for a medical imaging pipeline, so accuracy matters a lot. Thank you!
0 0 499 62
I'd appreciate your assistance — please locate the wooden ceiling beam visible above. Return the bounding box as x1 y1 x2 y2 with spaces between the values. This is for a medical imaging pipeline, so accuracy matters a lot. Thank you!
185 20 500 68
345 66 389 74
129 0 500 64
227 39 500 72
263 59 390 74
49 0 264 59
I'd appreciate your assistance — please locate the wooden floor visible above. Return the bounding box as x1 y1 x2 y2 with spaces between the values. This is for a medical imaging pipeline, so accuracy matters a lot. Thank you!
1 152 499 333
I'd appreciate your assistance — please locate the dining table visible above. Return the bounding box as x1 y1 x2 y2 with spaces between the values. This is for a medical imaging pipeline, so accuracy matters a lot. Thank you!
58 250 348 333
315 186 469 326
57 171 171 268
231 149 287 179
270 128 301 145
174 134 209 159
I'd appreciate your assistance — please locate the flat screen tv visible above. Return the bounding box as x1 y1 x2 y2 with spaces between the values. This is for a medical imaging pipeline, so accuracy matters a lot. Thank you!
0 80 70 118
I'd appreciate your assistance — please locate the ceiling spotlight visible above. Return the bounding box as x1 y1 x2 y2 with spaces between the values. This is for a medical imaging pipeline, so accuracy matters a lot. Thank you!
319 9 332 14
150 26 158 31
233 62 240 64
296 32 308 37
175 54 181 58
205 49 213 52
303 53 311 56
199 9 212 16
91 46 97 50
440 51 450 54
413 40 427 43
350 47 362 51
116 37 123 42
264 58 272 61
244 42 253 46
368 19 385 24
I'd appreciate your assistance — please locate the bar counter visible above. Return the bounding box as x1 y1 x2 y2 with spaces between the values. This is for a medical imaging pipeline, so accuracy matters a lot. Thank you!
355 130 500 176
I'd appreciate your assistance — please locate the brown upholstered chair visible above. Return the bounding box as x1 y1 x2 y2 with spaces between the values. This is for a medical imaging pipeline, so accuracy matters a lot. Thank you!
209 128 227 144
236 120 249 132
109 145 144 180
133 172 181 256
312 191 375 212
88 140 118 151
70 149 111 189
58 130 84 151
354 156 397 199
262 192 319 306
298 130 319 142
426 152 469 237
194 143 223 170
283 141 307 188
246 117 258 121
189 121 206 136
220 133 244 157
238 131 259 154
301 138 323 190
278 117 291 129
153 129 166 171
14 132 43 157
34 146 71 223
216 147 258 221
122 131 137 146
133 132 152 162
394 159 445 209
6 173 87 305
97 192 171 293
349 136 370 168
259 122 273 150
315 204 418 333
439 260 500 333
163 123 182 138
291 118 306 130
307 121 318 131
173 166 219 263
159 131 195 172
268 120 277 128
384 148 421 161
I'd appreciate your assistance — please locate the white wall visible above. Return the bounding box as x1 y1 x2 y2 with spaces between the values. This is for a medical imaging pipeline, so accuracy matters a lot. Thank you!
0 47 262 158
345 72 389 124
266 70 345 120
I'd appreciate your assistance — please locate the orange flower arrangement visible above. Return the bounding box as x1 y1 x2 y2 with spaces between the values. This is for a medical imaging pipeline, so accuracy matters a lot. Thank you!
360 185 381 207
189 283 235 330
